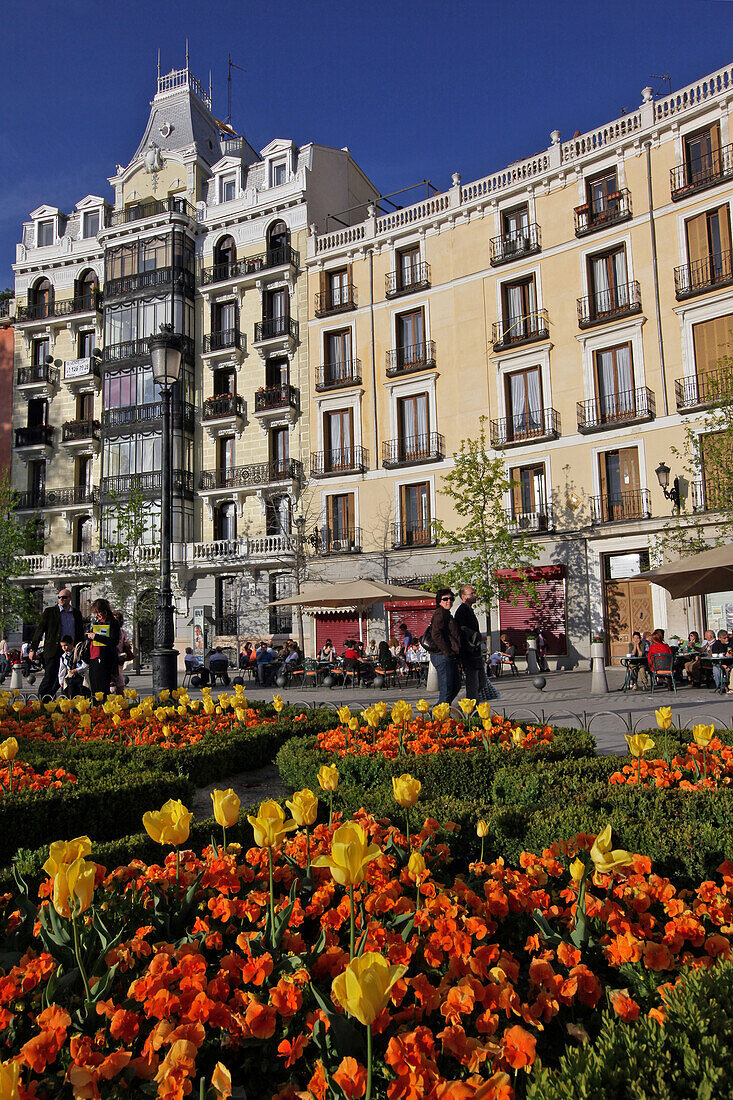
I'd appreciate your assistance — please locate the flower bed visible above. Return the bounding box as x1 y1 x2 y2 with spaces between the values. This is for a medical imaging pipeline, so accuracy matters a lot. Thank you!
0 760 77 797
1 804 732 1099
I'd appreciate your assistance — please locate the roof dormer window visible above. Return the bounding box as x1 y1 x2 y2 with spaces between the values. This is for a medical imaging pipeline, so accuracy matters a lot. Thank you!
271 161 287 187
37 219 54 247
221 174 236 203
83 210 100 239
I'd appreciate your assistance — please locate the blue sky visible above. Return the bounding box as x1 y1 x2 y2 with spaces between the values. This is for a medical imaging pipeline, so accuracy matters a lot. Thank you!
2 0 733 286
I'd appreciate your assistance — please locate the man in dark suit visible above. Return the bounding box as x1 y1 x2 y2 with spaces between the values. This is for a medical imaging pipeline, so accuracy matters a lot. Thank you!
29 588 85 699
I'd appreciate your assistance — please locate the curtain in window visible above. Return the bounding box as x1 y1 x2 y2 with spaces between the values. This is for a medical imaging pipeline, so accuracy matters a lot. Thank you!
597 350 617 419
526 369 542 431
612 251 628 308
592 256 610 314
510 372 527 434
616 345 634 414
506 285 525 339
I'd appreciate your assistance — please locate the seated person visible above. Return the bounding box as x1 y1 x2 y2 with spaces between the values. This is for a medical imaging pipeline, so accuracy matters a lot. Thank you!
681 631 703 685
342 640 375 683
489 633 515 675
647 629 673 683
208 646 230 686
377 639 397 672
388 636 402 662
626 631 650 688
281 640 303 677
256 642 277 685
318 639 337 665
239 642 254 669
58 635 88 697
710 629 733 692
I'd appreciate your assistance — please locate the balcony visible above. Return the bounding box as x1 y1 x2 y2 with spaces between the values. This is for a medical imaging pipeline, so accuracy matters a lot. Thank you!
489 224 542 266
315 359 362 392
199 459 304 492
200 246 300 287
101 401 196 432
490 408 559 448
15 425 54 455
103 334 194 366
61 419 100 454
317 528 362 554
674 250 733 299
16 363 59 400
382 433 445 469
254 317 299 345
577 281 642 328
591 489 652 525
385 341 436 378
315 284 357 317
577 388 655 433
16 291 102 323
108 195 195 227
188 534 295 570
202 393 246 431
14 486 96 511
269 611 293 636
385 262 431 298
100 470 194 501
253 384 300 426
310 448 369 478
506 507 554 535
675 367 733 411
63 356 100 393
104 268 195 300
671 144 733 200
392 522 436 549
492 309 549 351
574 189 632 236
203 329 244 355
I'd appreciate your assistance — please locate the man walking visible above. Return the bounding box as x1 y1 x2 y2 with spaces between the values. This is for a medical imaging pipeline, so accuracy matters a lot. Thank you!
454 584 498 702
29 588 85 699
425 588 461 704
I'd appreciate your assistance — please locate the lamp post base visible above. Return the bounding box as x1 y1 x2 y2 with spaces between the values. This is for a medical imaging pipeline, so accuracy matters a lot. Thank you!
152 648 179 696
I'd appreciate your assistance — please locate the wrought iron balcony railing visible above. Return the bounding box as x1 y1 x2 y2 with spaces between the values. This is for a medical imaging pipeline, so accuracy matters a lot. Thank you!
317 528 362 554
104 268 194 299
254 316 299 343
489 224 542 265
577 280 642 327
492 309 549 350
203 329 244 354
100 470 194 499
315 359 362 391
15 425 54 448
505 507 554 534
103 334 194 365
385 261 431 298
17 364 59 387
314 283 357 316
254 384 300 413
382 432 445 468
62 419 100 442
675 367 733 410
674 250 733 299
392 522 436 548
385 341 436 377
269 611 293 635
17 291 102 321
108 195 195 226
202 394 246 421
199 459 304 491
671 143 733 199
490 408 559 447
577 387 655 432
310 447 369 477
574 189 632 235
591 489 652 524
14 485 96 510
201 246 300 286
101 401 195 431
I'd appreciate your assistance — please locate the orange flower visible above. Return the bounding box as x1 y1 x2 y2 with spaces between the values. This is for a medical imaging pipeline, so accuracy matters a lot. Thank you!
332 1056 367 1098
501 1024 537 1070
643 942 674 972
608 989 640 1021
277 1034 308 1068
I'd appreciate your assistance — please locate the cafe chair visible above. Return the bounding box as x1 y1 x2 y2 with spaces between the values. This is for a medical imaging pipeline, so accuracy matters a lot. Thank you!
649 653 677 695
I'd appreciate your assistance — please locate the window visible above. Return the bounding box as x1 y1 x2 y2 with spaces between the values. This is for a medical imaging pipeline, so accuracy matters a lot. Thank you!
510 464 547 521
219 436 236 474
78 330 95 358
216 577 238 633
396 309 426 366
501 277 537 340
77 269 97 307
271 427 289 475
83 211 100 238
271 161 287 187
27 399 47 428
588 246 629 316
326 494 356 546
325 330 352 382
505 367 542 439
32 338 49 366
684 125 721 187
265 357 289 389
329 269 349 308
700 431 733 511
213 235 236 274
31 279 53 319
397 394 430 461
267 220 289 257
266 496 290 535
216 501 237 541
586 168 621 221
264 287 287 320
399 482 431 546
213 300 237 334
29 460 46 494
396 245 421 291
598 447 641 521
595 344 635 421
37 220 54 247
76 393 94 420
324 410 353 471
685 206 733 284
213 369 236 397
74 517 93 554
502 205 530 252
692 315 733 384
76 456 93 491
221 175 236 203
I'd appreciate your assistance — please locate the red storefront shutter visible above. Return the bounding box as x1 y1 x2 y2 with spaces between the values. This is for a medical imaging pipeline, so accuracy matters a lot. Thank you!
315 614 362 654
496 565 567 654
386 599 435 642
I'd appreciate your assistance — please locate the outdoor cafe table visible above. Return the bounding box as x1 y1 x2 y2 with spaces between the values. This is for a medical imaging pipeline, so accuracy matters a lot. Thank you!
620 656 647 692
701 655 733 693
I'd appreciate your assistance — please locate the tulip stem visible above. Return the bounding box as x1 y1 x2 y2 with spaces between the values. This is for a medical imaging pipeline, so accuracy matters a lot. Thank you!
480 836 485 864
365 1023 373 1100
7 761 11 797
349 885 355 959
175 848 180 895
268 846 276 933
405 813 410 850
222 825 227 851
305 824 311 875
72 911 91 1003
329 794 333 831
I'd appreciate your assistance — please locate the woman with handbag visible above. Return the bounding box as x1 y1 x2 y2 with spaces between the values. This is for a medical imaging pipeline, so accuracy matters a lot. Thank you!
85 598 120 701
112 611 134 693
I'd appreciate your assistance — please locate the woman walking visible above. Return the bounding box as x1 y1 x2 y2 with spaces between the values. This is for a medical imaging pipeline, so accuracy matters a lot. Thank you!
86 598 120 701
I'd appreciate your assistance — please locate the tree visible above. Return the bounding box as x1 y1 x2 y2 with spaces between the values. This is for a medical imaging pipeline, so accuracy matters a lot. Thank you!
91 485 158 672
433 417 539 635
0 472 35 640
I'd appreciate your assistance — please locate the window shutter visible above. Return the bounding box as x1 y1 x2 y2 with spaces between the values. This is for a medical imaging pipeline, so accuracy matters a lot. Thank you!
693 314 733 376
686 212 709 264
619 447 640 492
509 466 523 515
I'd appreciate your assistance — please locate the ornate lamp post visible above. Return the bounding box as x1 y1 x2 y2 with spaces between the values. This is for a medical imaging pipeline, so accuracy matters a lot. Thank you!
655 460 681 513
149 324 182 694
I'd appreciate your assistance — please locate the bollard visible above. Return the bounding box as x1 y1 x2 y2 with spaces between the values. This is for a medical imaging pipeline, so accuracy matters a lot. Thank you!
426 660 438 694
9 663 23 692
526 638 540 675
590 642 609 694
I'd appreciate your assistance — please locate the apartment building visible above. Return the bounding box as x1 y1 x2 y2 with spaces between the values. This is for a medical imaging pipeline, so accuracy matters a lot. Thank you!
10 65 377 650
304 65 733 662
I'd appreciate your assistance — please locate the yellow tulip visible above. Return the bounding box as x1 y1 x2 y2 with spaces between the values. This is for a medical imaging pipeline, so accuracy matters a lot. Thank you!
211 788 241 829
392 773 421 808
391 701 413 724
458 698 476 715
348 717 359 732
158 689 170 702
78 714 92 730
416 698 430 714
569 858 586 882
286 788 318 827
655 706 672 731
0 738 18 761
154 707 168 722
111 714 122 728
693 723 714 748
42 836 92 878
317 764 339 792
476 702 491 721
476 819 489 838
374 701 388 720
142 799 192 846
510 726 526 746
10 701 24 714
312 821 380 886
331 951 407 1026
161 725 171 740
338 705 352 724
246 800 296 849
234 707 247 724
189 700 200 713
0 1057 21 1099
57 698 72 713
94 692 104 702
202 699 216 716
44 701 56 714
217 694 230 710
407 850 426 882
432 703 450 723
52 856 96 918
625 733 655 758
272 694 284 714
590 824 633 880
363 707 379 729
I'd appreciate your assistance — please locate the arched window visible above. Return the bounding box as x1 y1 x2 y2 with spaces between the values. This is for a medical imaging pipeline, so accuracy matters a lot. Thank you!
213 235 236 277
267 220 289 261
31 278 54 320
74 515 93 554
216 501 237 541
76 269 97 308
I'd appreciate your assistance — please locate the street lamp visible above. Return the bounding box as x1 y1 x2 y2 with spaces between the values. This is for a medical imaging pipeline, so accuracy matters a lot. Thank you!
149 323 182 694
655 460 681 512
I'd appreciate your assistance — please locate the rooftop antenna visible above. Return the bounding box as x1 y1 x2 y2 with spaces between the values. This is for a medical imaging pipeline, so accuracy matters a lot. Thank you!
227 54 247 124
157 48 160 82
650 73 671 97
185 37 190 69
209 69 212 105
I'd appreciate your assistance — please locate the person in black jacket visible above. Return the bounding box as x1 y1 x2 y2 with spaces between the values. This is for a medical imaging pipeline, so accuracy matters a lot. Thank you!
85 598 121 700
454 585 497 702
425 588 461 704
29 588 85 699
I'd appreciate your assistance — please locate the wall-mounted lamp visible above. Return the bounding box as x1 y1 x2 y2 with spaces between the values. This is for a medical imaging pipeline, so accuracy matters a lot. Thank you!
655 461 681 512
